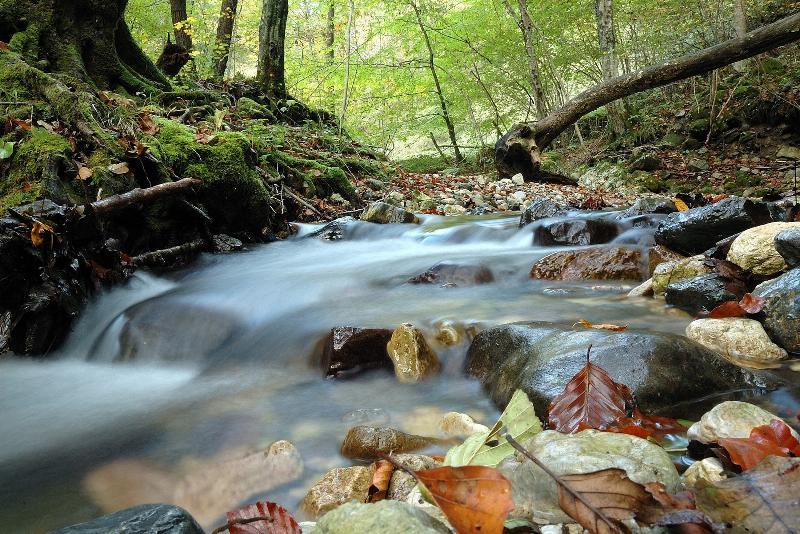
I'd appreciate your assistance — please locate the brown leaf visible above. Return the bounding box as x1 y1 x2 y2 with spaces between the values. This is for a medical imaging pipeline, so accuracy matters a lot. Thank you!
707 293 766 318
413 465 513 534
0 41 9 52
108 162 130 175
738 293 766 314
718 419 800 471
217 501 301 534
77 166 93 181
138 112 160 135
367 459 394 503
31 221 54 248
12 119 31 131
604 409 687 441
575 319 628 332
547 347 634 433
696 456 800 532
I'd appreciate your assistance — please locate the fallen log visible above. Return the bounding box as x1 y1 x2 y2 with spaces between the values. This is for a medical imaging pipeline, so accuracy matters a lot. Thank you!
80 178 203 217
496 12 800 181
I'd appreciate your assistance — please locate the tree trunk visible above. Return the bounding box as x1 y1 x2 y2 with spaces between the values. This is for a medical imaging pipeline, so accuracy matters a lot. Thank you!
325 0 335 63
170 0 193 52
410 0 463 164
339 0 354 131
257 0 289 98
504 0 548 119
0 0 170 94
496 12 800 181
214 0 239 79
595 0 625 136
733 0 748 71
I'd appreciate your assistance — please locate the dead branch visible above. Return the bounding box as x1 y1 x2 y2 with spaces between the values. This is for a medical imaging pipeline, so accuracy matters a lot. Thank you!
282 184 326 219
129 238 207 268
82 178 202 217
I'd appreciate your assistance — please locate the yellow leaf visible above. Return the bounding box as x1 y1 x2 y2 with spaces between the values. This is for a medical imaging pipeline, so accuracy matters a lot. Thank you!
673 198 689 211
31 221 54 248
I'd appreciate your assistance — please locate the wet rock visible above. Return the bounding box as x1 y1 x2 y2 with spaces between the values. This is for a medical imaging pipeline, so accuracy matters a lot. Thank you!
307 217 355 240
321 327 393 378
620 196 677 218
655 197 773 254
360 201 419 224
651 255 710 295
727 222 799 275
664 274 738 315
301 466 373 519
311 500 449 534
53 504 203 534
647 245 685 276
442 204 467 216
408 262 494 287
627 278 654 297
434 321 461 346
387 324 440 383
687 401 797 444
629 153 662 172
387 454 441 502
753 268 800 353
519 198 567 228
682 458 726 488
501 430 679 525
685 318 788 363
776 227 800 267
211 234 243 252
533 218 619 246
529 246 643 281
465 322 771 416
439 412 489 438
341 426 436 460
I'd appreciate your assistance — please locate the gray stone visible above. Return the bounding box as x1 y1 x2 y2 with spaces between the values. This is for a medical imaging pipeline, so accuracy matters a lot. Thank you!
687 401 798 444
777 145 800 160
306 217 356 241
664 274 738 315
753 268 800 353
311 500 449 534
629 153 662 172
519 198 567 228
321 327 393 378
776 227 800 267
408 262 494 287
620 196 677 218
533 218 619 246
465 322 772 417
688 159 710 172
53 504 203 534
361 201 419 224
302 466 373 519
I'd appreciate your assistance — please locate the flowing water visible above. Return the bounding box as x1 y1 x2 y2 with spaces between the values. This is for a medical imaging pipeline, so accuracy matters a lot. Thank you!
0 212 796 532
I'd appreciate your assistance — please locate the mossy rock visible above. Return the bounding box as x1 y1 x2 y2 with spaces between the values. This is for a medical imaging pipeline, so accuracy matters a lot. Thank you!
236 97 276 121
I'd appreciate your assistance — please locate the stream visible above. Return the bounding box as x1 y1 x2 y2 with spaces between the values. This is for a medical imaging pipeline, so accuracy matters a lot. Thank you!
0 212 796 532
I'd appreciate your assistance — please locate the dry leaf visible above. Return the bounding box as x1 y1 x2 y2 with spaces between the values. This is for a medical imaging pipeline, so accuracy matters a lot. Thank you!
718 419 800 471
138 112 160 135
0 41 9 52
708 293 766 318
77 166 93 181
575 319 628 332
367 459 394 503
674 198 690 211
108 162 130 175
216 501 301 534
31 221 54 248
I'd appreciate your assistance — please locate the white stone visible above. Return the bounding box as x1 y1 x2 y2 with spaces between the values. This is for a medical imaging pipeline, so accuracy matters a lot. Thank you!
687 401 798 444
682 458 725 489
685 318 788 362
511 173 525 186
727 222 800 275
512 191 527 202
442 204 467 216
438 412 489 439
627 278 654 297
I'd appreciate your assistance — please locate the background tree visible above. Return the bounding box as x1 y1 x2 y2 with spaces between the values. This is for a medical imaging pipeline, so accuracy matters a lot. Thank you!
258 0 289 98
170 0 194 52
214 0 240 78
595 0 625 136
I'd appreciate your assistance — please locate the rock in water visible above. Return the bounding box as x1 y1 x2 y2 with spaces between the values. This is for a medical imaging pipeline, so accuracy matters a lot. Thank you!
519 198 567 227
341 426 436 460
664 274 738 315
360 201 419 224
685 318 788 363
647 245 685 276
655 197 773 254
620 196 677 217
306 217 356 240
687 401 798 444
529 246 643 281
53 504 203 534
386 324 440 383
408 262 494 287
321 327 393 378
727 222 800 275
775 227 800 268
651 255 710 295
311 500 449 534
533 218 619 246
301 466 373 519
753 268 800 353
465 322 772 416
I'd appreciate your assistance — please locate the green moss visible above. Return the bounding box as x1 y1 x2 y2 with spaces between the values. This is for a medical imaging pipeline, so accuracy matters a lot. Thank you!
0 181 43 214
760 57 785 76
268 151 355 198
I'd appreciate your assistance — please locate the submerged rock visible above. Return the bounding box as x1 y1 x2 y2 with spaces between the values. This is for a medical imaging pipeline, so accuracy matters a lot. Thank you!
687 401 797 444
685 318 788 363
53 504 203 534
360 201 419 224
465 322 772 416
727 222 799 275
753 268 800 353
530 246 643 281
386 324 440 383
307 217 356 240
775 227 800 267
664 274 738 315
341 426 436 460
321 327 393 378
533 218 619 246
301 466 373 519
408 262 494 287
311 500 449 534
519 198 567 227
655 197 773 254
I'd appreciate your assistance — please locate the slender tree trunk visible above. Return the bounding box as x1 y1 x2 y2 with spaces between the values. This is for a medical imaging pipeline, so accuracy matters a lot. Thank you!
340 0 354 132
170 0 193 52
214 0 239 79
410 0 463 164
595 0 625 136
733 0 748 70
326 0 336 63
257 0 289 98
504 0 548 119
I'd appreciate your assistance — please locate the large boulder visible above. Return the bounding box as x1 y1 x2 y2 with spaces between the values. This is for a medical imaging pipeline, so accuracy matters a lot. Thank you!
519 198 567 227
664 274 738 315
775 227 800 268
53 504 203 534
360 201 419 224
533 218 619 246
529 246 644 281
753 268 800 353
727 222 800 275
311 500 449 534
685 318 788 363
408 262 494 287
655 197 773 254
465 322 772 416
321 327 393 378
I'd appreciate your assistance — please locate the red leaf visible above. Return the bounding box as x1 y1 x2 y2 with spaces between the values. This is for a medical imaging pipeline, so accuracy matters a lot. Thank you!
222 501 301 534
738 293 766 314
606 410 687 441
707 300 746 318
718 419 800 471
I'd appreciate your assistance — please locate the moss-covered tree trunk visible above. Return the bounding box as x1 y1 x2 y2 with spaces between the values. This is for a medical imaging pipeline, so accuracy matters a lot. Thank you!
257 0 288 99
0 0 170 94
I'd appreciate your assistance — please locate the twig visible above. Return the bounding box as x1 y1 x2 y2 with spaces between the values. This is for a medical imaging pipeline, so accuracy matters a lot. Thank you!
281 184 325 219
210 515 274 534
81 178 202 217
505 434 623 534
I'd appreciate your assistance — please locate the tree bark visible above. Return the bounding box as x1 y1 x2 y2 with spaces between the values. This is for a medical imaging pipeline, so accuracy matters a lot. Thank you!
503 0 548 119
733 0 748 71
326 0 335 63
595 0 625 136
410 0 463 164
214 0 239 79
170 0 193 52
257 0 289 98
496 12 800 181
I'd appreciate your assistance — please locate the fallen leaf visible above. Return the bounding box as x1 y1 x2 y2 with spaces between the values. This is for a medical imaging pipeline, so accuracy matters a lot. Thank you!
575 319 628 332
0 41 9 52
31 221 54 248
12 119 31 131
738 293 766 314
138 112 160 135
367 459 394 503
708 293 766 318
108 162 130 175
0 141 14 160
606 409 688 441
696 456 800 532
547 347 634 434
216 501 301 534
77 166 93 181
674 198 690 211
718 419 800 471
